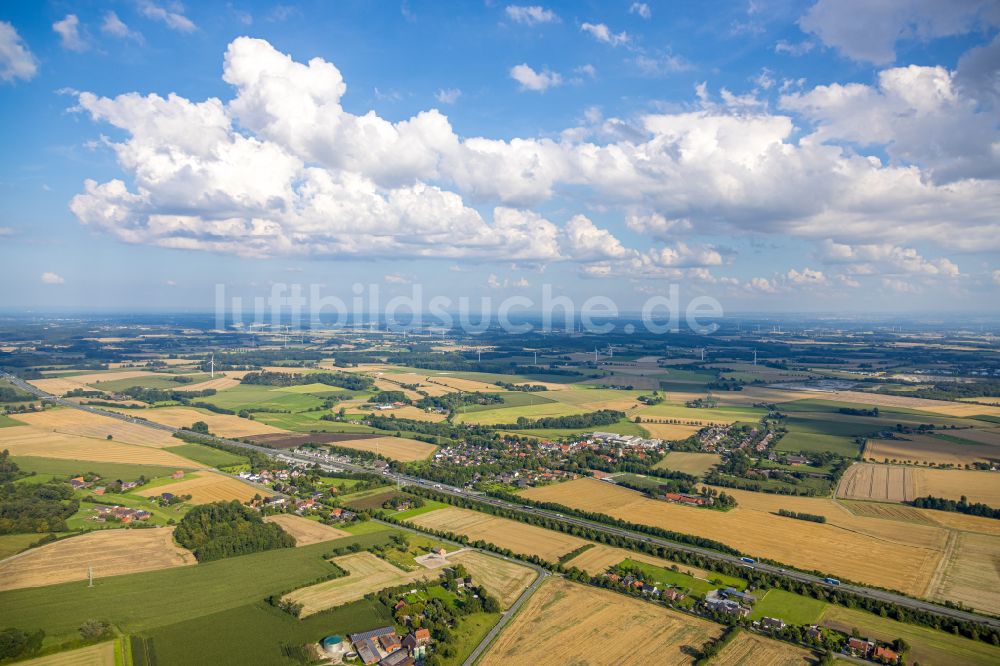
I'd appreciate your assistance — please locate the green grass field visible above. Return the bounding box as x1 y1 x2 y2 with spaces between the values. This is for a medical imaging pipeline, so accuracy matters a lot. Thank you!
250 411 381 433
0 413 28 427
147 597 392 666
0 531 397 647
504 417 649 439
619 558 746 597
454 391 556 414
10 456 183 481
750 589 827 625
775 431 862 457
441 612 502 666
821 605 1000 666
164 443 248 468
454 401 588 425
392 499 450 520
198 385 325 412
0 533 48 560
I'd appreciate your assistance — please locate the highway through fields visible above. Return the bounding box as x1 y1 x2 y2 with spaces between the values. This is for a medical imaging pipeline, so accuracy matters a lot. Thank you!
5 372 999 630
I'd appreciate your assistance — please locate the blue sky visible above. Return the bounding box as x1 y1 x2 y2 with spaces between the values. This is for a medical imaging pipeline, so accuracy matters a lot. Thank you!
0 1 998 313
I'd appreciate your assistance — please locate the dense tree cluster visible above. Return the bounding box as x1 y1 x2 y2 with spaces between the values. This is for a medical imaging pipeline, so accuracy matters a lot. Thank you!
173 501 295 561
0 457 77 534
240 370 373 391
415 391 503 413
499 409 624 430
494 381 547 392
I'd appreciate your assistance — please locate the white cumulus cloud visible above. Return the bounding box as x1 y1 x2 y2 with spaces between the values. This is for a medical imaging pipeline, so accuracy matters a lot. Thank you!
0 21 37 82
139 1 196 32
510 63 562 91
505 6 558 26
41 272 65 285
53 15 87 52
580 22 629 46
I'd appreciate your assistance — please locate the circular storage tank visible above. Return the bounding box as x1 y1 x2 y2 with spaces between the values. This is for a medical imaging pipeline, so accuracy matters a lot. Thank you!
321 635 346 656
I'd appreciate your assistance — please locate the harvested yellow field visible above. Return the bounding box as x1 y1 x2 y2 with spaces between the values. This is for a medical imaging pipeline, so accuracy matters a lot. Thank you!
564 543 718 580
135 472 259 504
383 405 448 422
914 468 1000 505
373 379 424 402
654 452 721 475
285 552 432 616
640 422 701 440
447 550 537 609
132 407 288 438
820 390 1000 417
28 370 159 396
479 578 722 666
865 434 997 466
920 510 1000 537
17 641 116 666
331 436 436 461
0 426 202 468
837 463 915 502
929 531 1000 613
173 376 240 392
713 631 815 665
840 500 938 526
523 479 949 597
14 408 179 448
407 507 588 561
425 376 497 392
0 528 194 592
840 463 1000 505
264 514 350 546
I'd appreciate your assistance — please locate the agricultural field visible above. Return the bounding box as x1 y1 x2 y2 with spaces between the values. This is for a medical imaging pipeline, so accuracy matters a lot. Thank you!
814 390 1000 418
522 478 964 600
478 578 722 666
638 422 701 440
0 424 203 468
130 407 289 438
197 384 326 412
0 531 397 646
0 533 46 560
162 443 248 468
821 605 1000 666
172 376 241 392
839 500 939 525
0 528 195 592
864 434 1000 466
446 550 537 609
406 506 589 561
913 468 1000 505
135 471 260 504
326 435 437 461
653 452 721 476
28 370 160 396
85 373 212 393
929 531 1000 613
16 641 117 666
263 514 350 546
13 408 180 448
712 631 815 665
836 463 916 502
749 589 827 625
284 551 433 616
10 455 181 481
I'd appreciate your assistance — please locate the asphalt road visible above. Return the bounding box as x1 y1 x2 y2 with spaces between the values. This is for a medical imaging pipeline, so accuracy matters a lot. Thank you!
5 372 998 630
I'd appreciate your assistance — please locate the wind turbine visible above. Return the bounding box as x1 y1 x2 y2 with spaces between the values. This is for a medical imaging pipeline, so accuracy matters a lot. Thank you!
700 347 705 362
210 353 215 379
606 343 613 358
594 347 599 363
753 349 757 366
533 351 538 366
